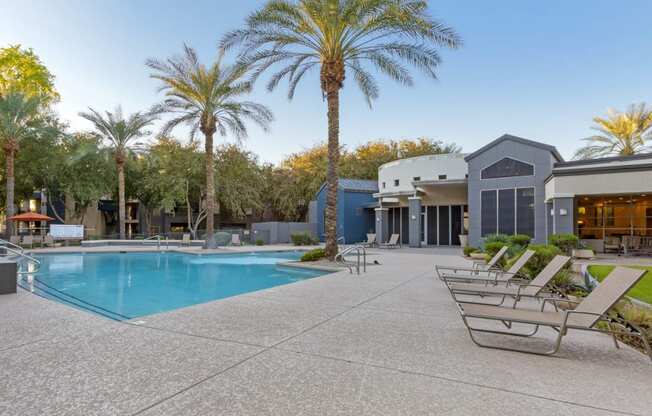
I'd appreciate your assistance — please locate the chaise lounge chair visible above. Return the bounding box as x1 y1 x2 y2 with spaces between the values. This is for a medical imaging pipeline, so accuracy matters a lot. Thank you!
445 254 571 306
436 246 510 282
363 233 376 247
22 235 33 249
455 266 651 360
181 233 191 247
379 233 400 249
231 234 242 246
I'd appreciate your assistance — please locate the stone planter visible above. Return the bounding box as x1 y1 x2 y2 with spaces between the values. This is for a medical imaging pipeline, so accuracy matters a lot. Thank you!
470 252 486 260
459 234 468 248
572 249 595 259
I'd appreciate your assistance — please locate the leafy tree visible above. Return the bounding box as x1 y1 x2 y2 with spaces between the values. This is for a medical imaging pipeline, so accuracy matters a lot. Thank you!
41 133 114 223
574 103 652 159
0 91 53 235
79 106 157 239
222 0 461 259
215 144 265 220
147 45 273 248
0 45 59 103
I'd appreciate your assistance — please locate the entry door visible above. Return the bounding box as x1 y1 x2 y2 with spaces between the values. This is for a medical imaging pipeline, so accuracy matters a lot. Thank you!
420 206 426 245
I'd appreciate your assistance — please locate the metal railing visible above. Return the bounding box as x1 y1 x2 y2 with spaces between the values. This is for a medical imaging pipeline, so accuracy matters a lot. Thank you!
335 244 367 275
2 246 40 275
0 238 25 255
144 234 169 250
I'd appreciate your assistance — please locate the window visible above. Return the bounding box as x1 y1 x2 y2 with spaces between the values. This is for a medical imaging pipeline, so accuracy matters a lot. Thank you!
481 158 534 179
498 189 516 235
481 190 497 236
516 188 535 236
413 176 421 182
438 174 447 180
482 187 535 238
394 179 399 186
382 182 386 189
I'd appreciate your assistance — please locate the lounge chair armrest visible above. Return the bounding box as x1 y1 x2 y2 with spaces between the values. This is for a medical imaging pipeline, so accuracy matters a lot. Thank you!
539 297 576 312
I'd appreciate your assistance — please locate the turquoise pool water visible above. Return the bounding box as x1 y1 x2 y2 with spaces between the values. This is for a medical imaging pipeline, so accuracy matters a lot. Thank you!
23 251 326 320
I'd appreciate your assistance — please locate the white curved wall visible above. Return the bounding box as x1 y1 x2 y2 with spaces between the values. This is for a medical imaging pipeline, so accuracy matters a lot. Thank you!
377 153 468 194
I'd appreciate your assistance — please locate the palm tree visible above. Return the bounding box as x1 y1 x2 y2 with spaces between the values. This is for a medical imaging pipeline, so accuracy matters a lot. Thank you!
79 106 157 239
574 103 652 159
221 0 461 259
146 45 273 248
0 90 47 236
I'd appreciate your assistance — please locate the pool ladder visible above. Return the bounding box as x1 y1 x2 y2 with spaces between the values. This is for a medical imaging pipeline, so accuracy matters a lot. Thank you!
0 240 40 274
145 234 169 250
335 244 367 275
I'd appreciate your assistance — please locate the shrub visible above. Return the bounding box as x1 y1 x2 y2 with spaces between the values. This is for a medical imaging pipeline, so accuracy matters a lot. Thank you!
463 246 479 256
255 239 264 246
483 234 511 246
484 242 507 259
549 233 579 255
300 248 326 262
291 232 316 246
509 234 531 247
519 244 563 279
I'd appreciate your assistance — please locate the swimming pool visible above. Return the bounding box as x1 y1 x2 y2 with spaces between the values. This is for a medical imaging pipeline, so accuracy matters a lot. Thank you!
21 251 326 320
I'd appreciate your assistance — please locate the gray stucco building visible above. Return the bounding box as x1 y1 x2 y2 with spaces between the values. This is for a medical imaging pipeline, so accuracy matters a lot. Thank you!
465 134 563 247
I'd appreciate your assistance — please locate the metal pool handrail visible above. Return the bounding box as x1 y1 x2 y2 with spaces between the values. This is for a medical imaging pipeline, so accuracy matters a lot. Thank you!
144 234 169 250
335 244 367 275
2 246 40 274
0 237 24 254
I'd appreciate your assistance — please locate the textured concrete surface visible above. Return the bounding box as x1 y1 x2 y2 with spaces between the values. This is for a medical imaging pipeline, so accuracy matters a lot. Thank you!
1 246 650 416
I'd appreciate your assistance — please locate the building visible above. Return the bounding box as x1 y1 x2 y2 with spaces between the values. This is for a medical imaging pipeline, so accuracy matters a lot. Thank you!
317 134 652 252
374 153 469 247
545 153 652 252
315 179 378 244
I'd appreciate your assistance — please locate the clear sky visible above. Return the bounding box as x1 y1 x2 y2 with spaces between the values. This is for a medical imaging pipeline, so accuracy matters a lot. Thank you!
2 0 651 163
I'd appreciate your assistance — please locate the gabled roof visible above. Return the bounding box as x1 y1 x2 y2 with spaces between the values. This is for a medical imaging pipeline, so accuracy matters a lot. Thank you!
316 178 379 196
464 134 564 163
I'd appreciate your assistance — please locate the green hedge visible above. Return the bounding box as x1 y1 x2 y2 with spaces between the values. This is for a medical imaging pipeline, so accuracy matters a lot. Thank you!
300 248 326 262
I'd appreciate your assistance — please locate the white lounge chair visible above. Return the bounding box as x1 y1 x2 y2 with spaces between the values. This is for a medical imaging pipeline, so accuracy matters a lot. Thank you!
363 233 376 247
181 233 191 247
379 234 400 249
22 235 33 249
436 246 509 281
231 234 242 246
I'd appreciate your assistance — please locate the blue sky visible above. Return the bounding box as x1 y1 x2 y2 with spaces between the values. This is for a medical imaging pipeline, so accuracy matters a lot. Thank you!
2 0 651 163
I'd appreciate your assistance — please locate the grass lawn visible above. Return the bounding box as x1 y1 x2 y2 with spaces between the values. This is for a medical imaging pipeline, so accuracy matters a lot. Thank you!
587 265 652 304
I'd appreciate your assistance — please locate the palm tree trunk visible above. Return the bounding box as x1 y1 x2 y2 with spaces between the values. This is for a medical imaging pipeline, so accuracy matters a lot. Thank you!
4 147 15 238
117 161 126 239
324 86 340 260
204 130 216 248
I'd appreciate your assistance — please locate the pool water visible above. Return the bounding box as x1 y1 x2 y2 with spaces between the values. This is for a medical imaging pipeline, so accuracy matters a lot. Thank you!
23 251 326 320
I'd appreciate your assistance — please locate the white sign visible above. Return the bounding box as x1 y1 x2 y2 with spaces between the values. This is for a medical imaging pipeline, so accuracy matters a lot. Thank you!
50 224 84 239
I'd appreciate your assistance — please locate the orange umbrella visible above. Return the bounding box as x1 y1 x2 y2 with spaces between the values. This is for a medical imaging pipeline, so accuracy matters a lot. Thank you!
8 212 55 222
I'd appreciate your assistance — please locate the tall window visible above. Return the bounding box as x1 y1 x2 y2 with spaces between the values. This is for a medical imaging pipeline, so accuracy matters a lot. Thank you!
498 189 515 235
481 190 497 236
481 187 535 237
516 188 535 236
481 158 534 179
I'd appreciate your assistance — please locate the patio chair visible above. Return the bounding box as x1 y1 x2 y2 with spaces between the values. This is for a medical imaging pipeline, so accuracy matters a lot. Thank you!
455 266 651 360
436 246 509 282
181 233 191 247
363 233 376 247
22 235 33 249
9 235 21 246
43 235 60 248
379 233 400 249
231 234 242 246
603 236 620 254
445 255 571 306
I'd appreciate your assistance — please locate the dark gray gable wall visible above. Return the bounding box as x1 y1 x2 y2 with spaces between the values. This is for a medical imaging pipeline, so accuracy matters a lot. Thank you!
466 136 561 247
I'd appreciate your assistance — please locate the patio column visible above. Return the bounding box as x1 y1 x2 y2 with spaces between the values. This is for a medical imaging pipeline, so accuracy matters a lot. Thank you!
375 208 389 244
552 197 574 235
408 197 422 248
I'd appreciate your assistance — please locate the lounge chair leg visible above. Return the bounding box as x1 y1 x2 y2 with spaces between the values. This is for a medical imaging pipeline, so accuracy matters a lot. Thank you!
463 319 562 356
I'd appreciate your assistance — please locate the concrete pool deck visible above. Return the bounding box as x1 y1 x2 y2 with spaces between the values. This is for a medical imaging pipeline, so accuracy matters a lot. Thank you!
1 247 651 415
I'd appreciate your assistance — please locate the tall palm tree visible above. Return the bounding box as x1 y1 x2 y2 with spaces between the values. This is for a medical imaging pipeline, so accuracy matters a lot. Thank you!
574 103 652 159
79 106 157 239
0 90 47 236
221 0 461 259
146 45 273 248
